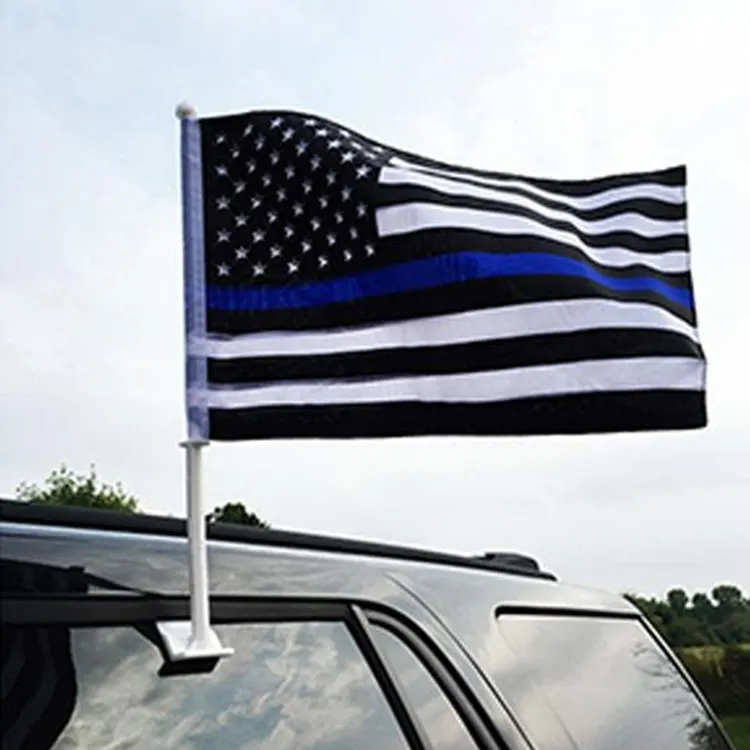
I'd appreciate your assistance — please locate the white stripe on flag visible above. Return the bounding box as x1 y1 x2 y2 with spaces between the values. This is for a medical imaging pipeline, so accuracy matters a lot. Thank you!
379 166 686 240
190 299 700 359
376 203 688 272
191 357 705 410
389 156 686 210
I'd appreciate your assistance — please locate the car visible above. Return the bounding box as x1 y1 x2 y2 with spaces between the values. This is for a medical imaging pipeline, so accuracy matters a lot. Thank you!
0 497 734 750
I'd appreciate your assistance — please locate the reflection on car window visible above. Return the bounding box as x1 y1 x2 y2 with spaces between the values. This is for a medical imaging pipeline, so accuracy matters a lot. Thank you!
13 622 413 750
494 615 729 750
371 626 479 750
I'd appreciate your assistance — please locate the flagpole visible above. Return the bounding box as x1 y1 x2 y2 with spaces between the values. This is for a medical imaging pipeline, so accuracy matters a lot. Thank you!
168 102 232 663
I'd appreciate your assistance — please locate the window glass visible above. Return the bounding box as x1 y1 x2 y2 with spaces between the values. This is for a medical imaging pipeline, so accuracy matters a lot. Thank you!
371 625 479 750
494 615 729 750
3 621 414 750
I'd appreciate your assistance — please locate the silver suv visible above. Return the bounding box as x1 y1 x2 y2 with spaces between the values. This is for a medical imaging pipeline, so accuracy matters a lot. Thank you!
0 499 733 749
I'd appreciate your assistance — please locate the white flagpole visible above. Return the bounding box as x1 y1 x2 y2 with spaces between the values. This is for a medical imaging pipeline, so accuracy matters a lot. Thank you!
161 102 232 663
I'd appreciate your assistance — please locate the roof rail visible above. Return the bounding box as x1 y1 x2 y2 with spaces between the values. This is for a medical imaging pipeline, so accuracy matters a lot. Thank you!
475 551 542 573
0 498 556 581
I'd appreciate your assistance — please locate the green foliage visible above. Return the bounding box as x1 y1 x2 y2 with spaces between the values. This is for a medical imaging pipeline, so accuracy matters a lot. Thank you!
208 501 269 528
678 645 750 717
626 585 750 732
16 465 139 513
625 585 750 648
721 715 750 750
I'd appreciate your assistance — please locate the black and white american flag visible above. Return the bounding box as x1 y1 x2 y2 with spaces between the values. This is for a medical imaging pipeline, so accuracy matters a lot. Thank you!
179 109 706 441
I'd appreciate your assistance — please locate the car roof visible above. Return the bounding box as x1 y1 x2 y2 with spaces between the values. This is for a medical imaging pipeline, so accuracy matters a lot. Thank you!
0 497 554 580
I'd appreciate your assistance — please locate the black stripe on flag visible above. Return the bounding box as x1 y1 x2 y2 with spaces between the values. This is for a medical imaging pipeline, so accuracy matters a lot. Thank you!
398 157 687 196
207 328 702 385
207 389 706 440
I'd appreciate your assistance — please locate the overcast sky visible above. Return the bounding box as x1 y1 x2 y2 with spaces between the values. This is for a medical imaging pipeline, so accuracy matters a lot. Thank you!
1 0 748 598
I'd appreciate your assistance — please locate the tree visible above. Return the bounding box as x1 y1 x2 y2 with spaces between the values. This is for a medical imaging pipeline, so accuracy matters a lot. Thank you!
208 501 269 528
16 464 140 513
712 585 744 612
625 586 748 649
667 588 689 616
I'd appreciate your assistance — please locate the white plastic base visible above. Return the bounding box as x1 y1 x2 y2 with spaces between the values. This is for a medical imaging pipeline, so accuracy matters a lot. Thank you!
157 620 235 662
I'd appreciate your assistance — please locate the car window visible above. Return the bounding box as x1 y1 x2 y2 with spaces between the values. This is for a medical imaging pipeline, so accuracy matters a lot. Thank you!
494 614 730 750
3 621 415 750
371 625 480 750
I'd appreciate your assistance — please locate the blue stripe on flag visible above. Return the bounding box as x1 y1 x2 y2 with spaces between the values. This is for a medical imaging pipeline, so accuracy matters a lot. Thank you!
206 251 693 312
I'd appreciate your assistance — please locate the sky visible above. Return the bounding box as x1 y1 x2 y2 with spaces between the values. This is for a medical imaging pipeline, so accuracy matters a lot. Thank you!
1 0 748 598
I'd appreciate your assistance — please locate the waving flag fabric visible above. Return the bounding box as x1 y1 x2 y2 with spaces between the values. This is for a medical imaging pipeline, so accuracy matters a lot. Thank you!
179 109 706 440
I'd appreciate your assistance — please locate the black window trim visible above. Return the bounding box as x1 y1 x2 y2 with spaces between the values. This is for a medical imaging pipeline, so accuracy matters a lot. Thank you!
1 594 435 750
364 607 511 750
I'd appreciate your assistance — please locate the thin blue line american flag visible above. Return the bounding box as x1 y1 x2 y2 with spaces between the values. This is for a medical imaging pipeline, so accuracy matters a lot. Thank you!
179 109 706 440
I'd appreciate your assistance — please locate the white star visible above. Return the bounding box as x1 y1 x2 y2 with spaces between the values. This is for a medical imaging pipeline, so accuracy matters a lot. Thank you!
247 160 256 173
372 144 385 153
343 250 353 262
252 263 266 277
270 151 280 165
318 255 329 268
215 133 226 144
251 195 262 209
282 127 295 142
341 151 355 163
295 140 309 156
287 260 300 274
311 217 321 231
357 203 367 217
349 227 359 239
326 171 336 185
365 243 375 256
231 147 240 159
302 180 313 194
235 246 249 260
303 118 317 127
328 139 342 150
270 116 284 129
243 123 254 137
216 196 230 210
293 202 304 216
267 211 278 224
356 165 371 179
285 165 296 179
252 229 265 243
262 174 272 187
310 156 322 171
338 128 351 137
334 212 343 224
216 165 228 176
301 240 312 253
217 230 230 243
341 187 352 201
284 225 295 238
234 181 246 194
255 136 265 150
319 195 329 208
270 245 282 258
350 141 364 151
217 263 230 276
235 214 248 227
326 233 336 246
276 188 287 202
315 128 329 137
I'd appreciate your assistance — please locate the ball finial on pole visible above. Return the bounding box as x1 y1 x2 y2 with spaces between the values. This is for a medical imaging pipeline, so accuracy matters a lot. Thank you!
176 102 198 120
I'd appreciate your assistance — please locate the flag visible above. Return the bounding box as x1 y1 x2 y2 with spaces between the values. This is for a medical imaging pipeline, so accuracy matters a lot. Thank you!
179 109 706 441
